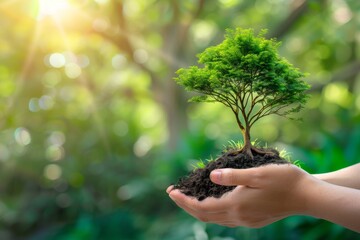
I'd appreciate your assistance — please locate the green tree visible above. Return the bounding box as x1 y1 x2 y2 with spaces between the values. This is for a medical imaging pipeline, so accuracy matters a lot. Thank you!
175 28 310 158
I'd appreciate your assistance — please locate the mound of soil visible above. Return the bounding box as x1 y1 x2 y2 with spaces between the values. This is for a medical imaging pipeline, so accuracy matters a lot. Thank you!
173 148 290 201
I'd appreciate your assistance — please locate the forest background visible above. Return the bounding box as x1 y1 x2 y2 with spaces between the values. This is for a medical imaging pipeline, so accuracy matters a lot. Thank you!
0 0 359 239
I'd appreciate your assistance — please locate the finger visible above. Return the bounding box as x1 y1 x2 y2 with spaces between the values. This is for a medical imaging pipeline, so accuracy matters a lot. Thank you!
243 216 283 229
170 197 206 221
173 199 233 224
168 192 222 222
166 185 174 194
215 221 238 228
210 164 296 187
173 197 231 218
210 168 261 187
169 189 232 213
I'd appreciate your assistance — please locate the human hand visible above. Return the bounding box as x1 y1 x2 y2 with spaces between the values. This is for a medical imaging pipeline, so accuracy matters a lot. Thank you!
167 164 316 228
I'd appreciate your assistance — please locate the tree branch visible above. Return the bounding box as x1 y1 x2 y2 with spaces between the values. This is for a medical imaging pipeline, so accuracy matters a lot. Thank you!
174 0 206 57
267 0 309 39
112 1 135 57
310 60 360 92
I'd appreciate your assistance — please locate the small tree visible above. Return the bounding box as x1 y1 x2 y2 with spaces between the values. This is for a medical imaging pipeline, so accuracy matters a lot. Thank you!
175 28 310 158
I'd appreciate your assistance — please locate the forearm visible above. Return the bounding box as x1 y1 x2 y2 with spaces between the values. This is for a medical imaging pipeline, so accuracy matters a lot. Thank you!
303 178 360 232
313 163 360 189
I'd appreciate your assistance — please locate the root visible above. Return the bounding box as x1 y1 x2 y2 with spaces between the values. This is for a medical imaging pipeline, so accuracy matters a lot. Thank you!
251 147 278 156
227 146 278 158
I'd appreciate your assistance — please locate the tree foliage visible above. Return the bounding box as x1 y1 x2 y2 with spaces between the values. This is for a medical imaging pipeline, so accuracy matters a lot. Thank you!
175 28 310 156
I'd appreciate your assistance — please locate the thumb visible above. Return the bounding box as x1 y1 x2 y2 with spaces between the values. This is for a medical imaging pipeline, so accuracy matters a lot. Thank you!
210 168 258 187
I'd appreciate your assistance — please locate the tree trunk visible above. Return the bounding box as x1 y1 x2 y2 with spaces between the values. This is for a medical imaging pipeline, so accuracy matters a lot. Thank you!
161 74 188 150
242 127 253 158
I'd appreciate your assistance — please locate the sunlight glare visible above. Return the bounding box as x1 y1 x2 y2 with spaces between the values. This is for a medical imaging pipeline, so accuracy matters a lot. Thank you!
37 0 70 20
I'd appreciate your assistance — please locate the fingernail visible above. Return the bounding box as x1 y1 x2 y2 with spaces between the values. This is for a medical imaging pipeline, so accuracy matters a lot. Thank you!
166 186 174 194
211 170 222 183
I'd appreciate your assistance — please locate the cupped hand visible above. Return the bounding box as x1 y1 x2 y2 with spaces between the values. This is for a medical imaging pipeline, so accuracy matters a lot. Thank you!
167 164 317 228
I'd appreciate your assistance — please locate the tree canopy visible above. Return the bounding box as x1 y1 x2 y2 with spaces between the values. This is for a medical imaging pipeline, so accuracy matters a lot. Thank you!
175 28 310 156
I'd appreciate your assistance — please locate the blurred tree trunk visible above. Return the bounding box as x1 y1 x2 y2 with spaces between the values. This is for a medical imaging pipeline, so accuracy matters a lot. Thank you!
268 0 309 39
95 1 206 150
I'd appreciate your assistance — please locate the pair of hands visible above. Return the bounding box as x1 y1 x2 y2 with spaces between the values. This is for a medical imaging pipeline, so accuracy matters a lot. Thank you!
166 164 318 228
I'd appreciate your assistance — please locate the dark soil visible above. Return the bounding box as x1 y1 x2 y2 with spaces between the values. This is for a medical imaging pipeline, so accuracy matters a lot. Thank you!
173 148 290 201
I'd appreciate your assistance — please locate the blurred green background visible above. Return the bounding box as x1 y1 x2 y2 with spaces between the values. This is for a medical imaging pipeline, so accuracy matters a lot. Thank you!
0 0 359 239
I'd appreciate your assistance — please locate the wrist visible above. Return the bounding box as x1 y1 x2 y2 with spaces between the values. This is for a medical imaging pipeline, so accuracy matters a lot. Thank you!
299 176 342 219
293 174 323 216
312 173 333 183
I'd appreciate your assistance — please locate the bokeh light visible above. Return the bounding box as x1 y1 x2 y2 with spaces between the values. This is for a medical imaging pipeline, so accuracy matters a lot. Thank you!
14 128 31 146
112 54 127 69
64 62 82 79
133 49 149 64
133 135 153 157
44 164 62 180
48 53 66 68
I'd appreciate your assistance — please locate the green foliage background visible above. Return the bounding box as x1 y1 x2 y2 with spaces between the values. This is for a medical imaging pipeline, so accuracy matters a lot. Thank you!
0 0 359 239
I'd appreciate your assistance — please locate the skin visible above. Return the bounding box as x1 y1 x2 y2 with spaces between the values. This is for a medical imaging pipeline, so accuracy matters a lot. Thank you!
313 163 360 190
166 163 360 232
